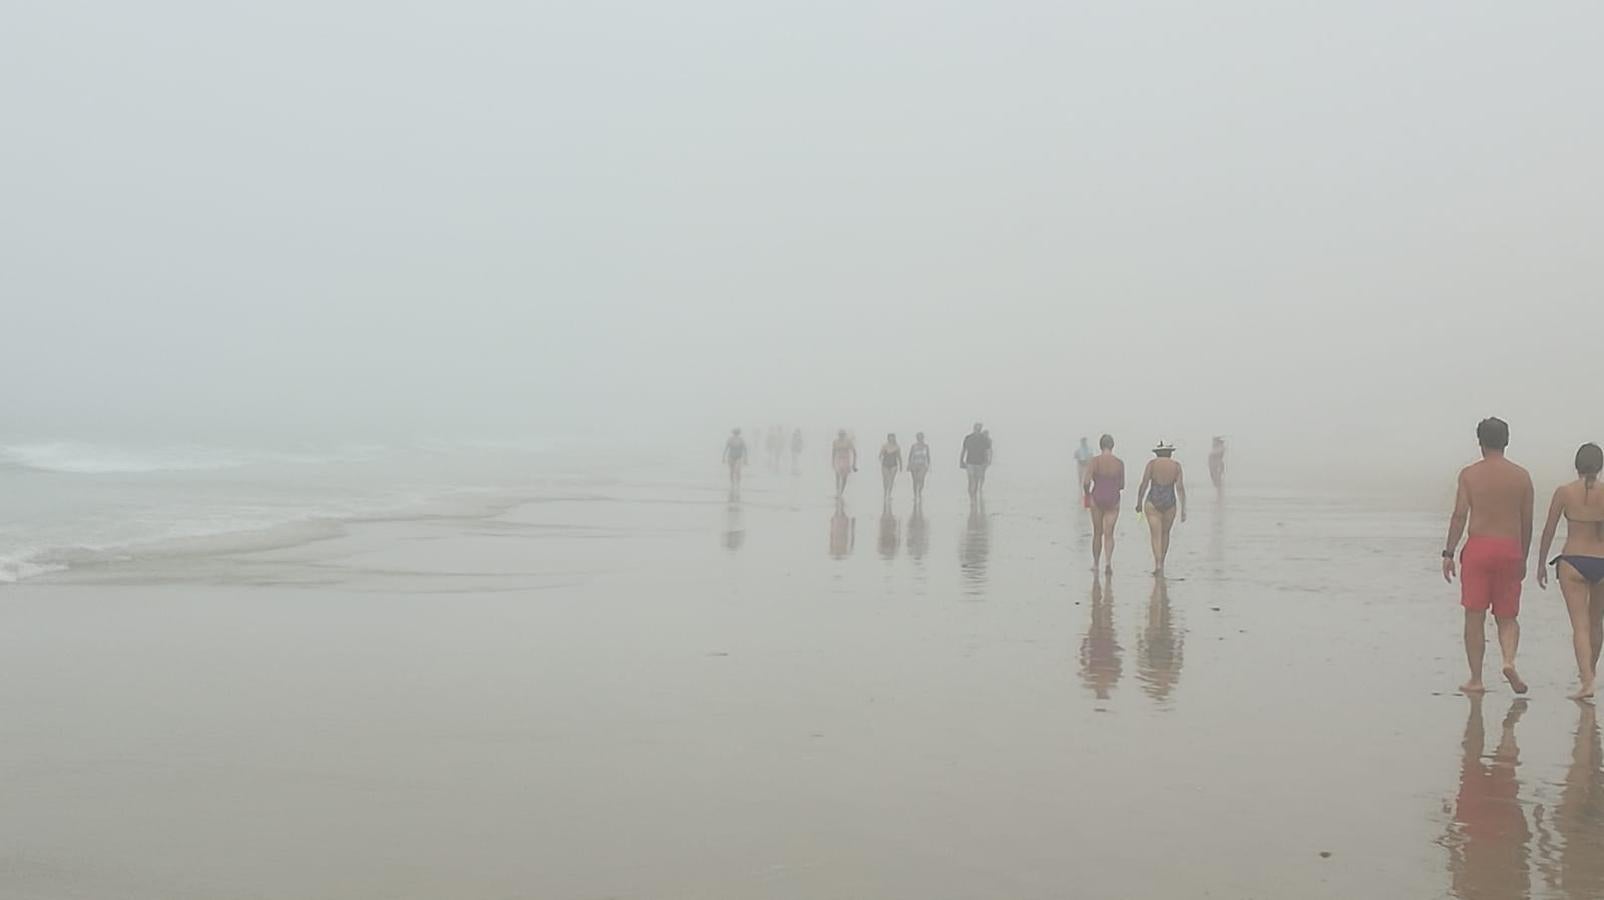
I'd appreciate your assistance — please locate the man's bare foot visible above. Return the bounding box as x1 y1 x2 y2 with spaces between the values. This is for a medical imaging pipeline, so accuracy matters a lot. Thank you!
1460 680 1487 694
1570 681 1595 701
1503 666 1528 695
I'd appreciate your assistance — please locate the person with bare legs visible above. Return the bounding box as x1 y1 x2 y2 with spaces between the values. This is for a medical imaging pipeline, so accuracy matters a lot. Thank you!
1443 418 1534 695
1135 442 1186 575
959 423 991 501
831 430 857 499
1083 434 1124 573
1074 437 1093 495
790 428 805 475
722 428 748 497
879 433 902 502
1208 437 1226 492
1536 442 1604 700
907 432 931 504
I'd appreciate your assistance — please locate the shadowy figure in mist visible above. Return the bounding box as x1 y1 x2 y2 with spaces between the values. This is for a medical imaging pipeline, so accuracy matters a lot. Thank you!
1443 694 1531 900
959 423 992 502
1080 575 1123 700
791 428 805 475
879 433 903 503
1208 437 1226 492
908 432 931 504
831 430 857 499
829 499 855 559
1136 577 1184 702
722 428 748 498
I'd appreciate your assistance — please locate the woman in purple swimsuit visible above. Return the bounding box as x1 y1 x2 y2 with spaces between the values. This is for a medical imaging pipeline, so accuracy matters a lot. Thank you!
1082 434 1124 573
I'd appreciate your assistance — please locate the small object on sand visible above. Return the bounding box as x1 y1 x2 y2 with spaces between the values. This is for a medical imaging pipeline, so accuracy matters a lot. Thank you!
1319 851 1332 859
1210 607 1221 612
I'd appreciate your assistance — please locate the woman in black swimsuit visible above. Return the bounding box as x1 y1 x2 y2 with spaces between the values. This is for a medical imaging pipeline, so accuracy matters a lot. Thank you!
1537 443 1604 700
1135 442 1186 576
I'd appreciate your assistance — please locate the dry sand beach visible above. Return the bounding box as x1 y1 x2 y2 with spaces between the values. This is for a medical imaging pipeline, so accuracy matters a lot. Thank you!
3 466 1601 900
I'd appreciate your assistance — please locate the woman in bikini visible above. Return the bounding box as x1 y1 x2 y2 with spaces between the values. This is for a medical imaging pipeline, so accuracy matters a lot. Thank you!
879 434 902 502
1537 442 1604 699
831 430 857 499
1082 434 1124 573
907 433 932 504
1135 442 1186 576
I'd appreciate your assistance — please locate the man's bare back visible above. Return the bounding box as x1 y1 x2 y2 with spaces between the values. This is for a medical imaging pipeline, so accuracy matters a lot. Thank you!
1457 458 1534 543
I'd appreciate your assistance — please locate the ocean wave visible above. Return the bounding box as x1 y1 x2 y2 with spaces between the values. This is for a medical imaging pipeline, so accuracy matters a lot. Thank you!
0 441 392 475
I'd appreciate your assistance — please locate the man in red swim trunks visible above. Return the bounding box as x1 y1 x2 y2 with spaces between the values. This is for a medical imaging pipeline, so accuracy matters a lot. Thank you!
1443 418 1534 695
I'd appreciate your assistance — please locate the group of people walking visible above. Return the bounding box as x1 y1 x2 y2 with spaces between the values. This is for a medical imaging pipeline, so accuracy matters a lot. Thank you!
728 424 1224 578
1443 417 1604 700
830 423 992 504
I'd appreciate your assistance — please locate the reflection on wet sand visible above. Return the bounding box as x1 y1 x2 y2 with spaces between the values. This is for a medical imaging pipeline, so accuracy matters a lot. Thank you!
1136 578 1184 702
1444 695 1530 900
1538 704 1604 899
829 500 855 559
1207 502 1226 572
959 500 991 595
1079 576 1122 700
878 502 899 560
722 503 745 552
906 503 929 561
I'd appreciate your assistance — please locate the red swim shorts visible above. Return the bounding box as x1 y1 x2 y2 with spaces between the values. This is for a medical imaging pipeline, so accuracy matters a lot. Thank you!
1460 536 1524 618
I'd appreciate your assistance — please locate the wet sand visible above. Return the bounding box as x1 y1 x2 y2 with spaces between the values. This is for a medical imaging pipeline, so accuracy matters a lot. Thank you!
2 473 1601 899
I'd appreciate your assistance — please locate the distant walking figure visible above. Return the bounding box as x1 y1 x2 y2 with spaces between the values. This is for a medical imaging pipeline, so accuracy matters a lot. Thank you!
1083 434 1124 573
831 430 857 498
879 434 902 501
1537 442 1604 699
1208 437 1226 490
723 428 748 495
908 433 932 504
1443 417 1534 696
959 423 992 501
1135 442 1186 575
1074 437 1094 501
790 428 805 474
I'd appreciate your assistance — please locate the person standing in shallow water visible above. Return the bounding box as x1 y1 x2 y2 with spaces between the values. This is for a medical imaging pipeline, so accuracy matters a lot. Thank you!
1536 442 1604 699
1074 437 1094 496
878 434 902 502
790 428 805 474
1208 437 1226 491
722 428 748 495
1443 417 1534 696
1083 434 1124 573
831 430 857 498
1135 442 1186 575
959 423 992 501
907 433 931 504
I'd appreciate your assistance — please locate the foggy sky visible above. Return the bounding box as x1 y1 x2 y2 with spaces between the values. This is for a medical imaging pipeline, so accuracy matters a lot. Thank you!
4 2 1601 475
